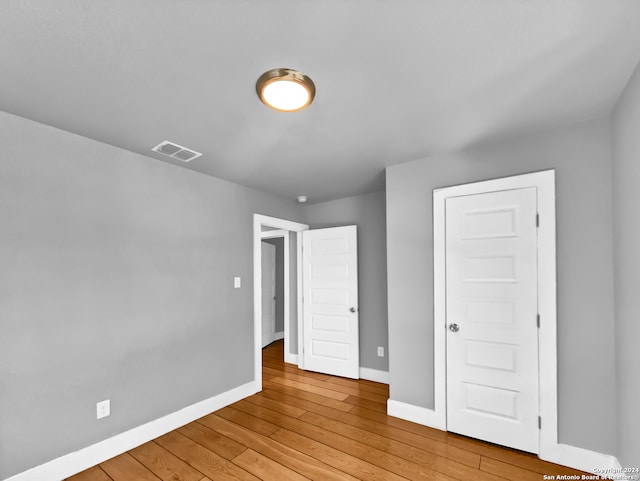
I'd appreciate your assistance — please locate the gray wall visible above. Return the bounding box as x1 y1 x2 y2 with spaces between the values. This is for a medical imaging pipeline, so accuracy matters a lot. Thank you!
305 191 388 372
386 117 617 455
262 237 284 333
0 111 304 479
612 61 640 467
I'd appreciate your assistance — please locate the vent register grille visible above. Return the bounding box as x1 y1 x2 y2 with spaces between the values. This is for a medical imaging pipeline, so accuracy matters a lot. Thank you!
151 141 202 162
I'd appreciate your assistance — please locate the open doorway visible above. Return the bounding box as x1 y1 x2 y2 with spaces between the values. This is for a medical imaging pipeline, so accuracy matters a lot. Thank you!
261 232 285 348
254 214 362 383
253 214 309 388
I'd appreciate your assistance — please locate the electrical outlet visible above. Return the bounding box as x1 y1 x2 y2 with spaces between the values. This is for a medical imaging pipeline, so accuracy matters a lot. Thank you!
234 277 241 288
377 346 384 357
96 399 110 420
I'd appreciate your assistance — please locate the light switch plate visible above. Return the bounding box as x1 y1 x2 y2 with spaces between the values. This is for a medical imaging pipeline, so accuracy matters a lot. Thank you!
96 399 110 419
234 277 241 288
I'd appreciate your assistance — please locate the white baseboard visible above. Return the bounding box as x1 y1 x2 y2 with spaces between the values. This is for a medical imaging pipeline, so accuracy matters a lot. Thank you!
274 331 284 341
5 381 259 481
386 399 446 431
387 399 624 479
359 367 389 384
541 443 625 480
284 352 298 365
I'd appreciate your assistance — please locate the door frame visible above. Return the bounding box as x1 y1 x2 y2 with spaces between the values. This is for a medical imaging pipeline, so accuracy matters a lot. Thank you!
253 214 309 388
433 170 557 458
260 237 279 347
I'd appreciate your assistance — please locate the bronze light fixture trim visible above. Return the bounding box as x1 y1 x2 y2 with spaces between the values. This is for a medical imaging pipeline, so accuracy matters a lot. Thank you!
256 68 316 112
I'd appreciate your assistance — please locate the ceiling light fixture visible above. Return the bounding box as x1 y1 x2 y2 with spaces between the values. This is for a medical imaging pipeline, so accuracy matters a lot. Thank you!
256 68 316 112
297 195 308 203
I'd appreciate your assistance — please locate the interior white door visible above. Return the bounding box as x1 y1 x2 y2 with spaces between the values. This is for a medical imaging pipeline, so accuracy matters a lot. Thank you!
261 242 276 348
446 187 539 454
302 226 359 378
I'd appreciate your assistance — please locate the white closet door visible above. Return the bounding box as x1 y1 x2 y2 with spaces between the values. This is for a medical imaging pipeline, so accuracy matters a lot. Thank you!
446 187 539 453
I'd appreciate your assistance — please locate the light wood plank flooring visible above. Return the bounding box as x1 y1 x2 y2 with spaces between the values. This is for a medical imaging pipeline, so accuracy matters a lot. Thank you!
67 340 589 481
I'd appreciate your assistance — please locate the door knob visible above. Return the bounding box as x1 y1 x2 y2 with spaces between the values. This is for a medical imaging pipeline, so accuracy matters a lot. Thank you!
349 307 357 313
448 323 460 333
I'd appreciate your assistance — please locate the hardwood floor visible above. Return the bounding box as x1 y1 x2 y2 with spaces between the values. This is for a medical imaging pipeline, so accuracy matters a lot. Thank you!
67 340 589 481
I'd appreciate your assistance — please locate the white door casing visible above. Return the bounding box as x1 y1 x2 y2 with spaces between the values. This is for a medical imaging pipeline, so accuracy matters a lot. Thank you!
261 242 276 348
253 214 309 391
445 188 539 453
433 171 563 463
302 226 360 378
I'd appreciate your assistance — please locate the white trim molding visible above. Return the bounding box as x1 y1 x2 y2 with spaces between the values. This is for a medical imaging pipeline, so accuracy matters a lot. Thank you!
284 353 299 365
253 214 309 388
541 444 623 480
260 229 288 240
359 367 389 384
387 399 622 477
387 399 446 430
5 381 258 481
261 231 289 355
296 231 305 370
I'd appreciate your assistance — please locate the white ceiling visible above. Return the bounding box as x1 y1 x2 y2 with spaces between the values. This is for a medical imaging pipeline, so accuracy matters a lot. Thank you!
1 1 639 203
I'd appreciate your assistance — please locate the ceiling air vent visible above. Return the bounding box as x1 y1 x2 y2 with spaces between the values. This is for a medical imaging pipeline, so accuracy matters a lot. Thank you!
151 141 202 162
